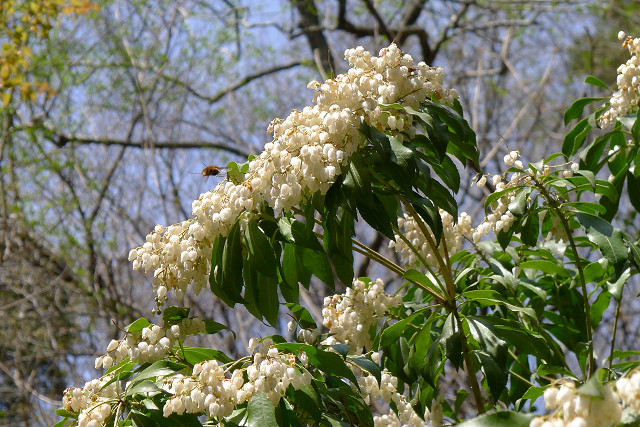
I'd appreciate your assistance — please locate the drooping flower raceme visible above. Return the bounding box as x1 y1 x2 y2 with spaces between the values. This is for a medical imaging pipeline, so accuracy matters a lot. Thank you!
599 32 640 128
389 210 472 268
94 317 206 370
530 380 622 427
321 278 402 355
128 43 458 302
616 369 640 414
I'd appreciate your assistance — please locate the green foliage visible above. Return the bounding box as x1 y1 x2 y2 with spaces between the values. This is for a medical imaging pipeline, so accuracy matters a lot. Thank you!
56 75 640 426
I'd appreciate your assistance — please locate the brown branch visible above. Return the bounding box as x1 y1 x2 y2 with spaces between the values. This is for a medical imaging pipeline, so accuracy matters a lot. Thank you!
291 0 335 76
360 0 394 41
162 60 304 105
43 129 252 158
395 0 428 46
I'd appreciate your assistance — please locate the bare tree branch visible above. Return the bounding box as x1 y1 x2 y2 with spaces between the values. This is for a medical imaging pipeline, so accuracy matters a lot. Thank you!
291 0 335 76
162 60 305 105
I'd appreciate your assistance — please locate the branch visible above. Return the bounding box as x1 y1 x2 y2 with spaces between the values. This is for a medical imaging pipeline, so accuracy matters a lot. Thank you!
291 0 335 76
360 0 394 41
33 124 253 158
0 359 62 406
162 60 304 105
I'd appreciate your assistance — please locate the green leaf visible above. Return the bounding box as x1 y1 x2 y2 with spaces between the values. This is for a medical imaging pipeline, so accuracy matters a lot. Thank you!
475 350 508 401
53 418 71 427
627 171 640 213
162 306 190 324
507 187 532 216
285 303 317 329
563 97 607 125
301 247 334 289
202 319 234 338
276 343 358 384
131 410 160 427
348 355 382 385
379 307 429 349
125 318 152 333
519 260 568 276
585 75 610 91
562 117 591 158
178 346 233 365
247 391 278 427
245 219 278 279
458 411 534 426
126 380 162 397
277 217 323 251
607 267 631 302
131 361 187 384
209 223 245 306
578 373 606 398
466 318 507 366
576 212 628 270
403 269 445 299
55 409 76 418
440 313 463 369
293 385 321 423
462 289 536 319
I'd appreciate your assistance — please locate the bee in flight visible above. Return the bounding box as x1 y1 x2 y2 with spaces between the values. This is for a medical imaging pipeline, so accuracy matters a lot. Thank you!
188 165 228 181
200 165 228 177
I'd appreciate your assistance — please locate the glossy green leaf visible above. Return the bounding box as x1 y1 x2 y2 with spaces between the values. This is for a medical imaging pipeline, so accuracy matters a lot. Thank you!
519 260 568 276
403 269 445 299
178 346 233 365
125 318 152 333
507 187 532 216
348 355 381 384
475 350 508 401
462 289 536 319
562 117 591 157
467 317 507 366
276 343 358 384
379 307 429 349
607 267 631 301
131 360 186 384
202 319 234 338
126 380 162 397
440 313 463 369
584 75 610 90
285 303 317 329
247 391 278 427
162 306 190 324
245 219 278 279
576 212 628 270
563 97 607 125
458 411 534 426
130 410 159 427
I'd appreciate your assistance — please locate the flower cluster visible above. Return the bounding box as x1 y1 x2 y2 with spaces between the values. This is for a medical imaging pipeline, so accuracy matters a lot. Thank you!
359 370 441 426
530 381 622 427
95 317 206 369
321 278 401 354
128 43 458 302
617 369 640 414
390 210 472 267
62 375 119 427
161 338 312 418
599 32 640 128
